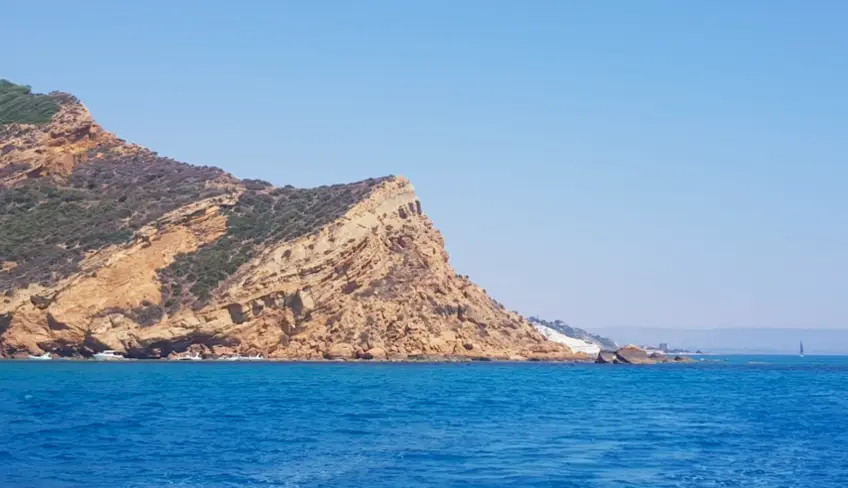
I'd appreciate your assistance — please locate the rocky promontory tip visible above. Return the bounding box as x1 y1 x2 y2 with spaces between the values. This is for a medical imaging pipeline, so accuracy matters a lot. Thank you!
0 80 580 361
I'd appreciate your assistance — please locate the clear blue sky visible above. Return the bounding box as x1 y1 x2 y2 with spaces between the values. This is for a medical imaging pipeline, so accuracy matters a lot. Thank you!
4 1 846 329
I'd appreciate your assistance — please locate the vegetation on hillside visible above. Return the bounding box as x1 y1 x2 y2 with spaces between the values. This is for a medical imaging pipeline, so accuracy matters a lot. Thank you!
0 80 60 125
0 78 389 319
0 150 229 291
159 177 386 309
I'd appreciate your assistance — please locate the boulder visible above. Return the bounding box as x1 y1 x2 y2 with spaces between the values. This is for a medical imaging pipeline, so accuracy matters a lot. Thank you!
615 345 656 365
596 351 618 364
325 343 356 360
361 347 387 360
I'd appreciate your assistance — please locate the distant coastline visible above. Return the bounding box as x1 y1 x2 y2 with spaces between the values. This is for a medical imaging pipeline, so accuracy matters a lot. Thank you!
588 327 848 356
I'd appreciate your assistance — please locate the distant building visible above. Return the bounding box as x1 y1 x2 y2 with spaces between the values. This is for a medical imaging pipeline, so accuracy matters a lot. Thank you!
659 343 669 353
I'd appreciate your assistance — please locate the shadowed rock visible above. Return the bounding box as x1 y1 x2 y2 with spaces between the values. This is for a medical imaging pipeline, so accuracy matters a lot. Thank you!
596 351 618 364
614 345 655 364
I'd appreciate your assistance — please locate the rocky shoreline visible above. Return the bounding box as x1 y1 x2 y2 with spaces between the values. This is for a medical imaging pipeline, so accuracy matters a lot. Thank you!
1 354 590 363
2 345 698 365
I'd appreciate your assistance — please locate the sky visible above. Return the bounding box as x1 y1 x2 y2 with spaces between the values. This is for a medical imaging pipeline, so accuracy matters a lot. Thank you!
3 1 847 330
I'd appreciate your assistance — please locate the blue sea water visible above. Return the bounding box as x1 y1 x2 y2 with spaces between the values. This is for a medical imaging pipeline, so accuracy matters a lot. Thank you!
1 356 847 488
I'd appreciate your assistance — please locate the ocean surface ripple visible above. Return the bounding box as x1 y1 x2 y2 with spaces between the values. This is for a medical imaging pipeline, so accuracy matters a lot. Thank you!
1 357 847 487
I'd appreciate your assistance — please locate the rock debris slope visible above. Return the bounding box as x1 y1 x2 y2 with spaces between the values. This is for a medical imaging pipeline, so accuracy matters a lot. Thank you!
0 81 576 360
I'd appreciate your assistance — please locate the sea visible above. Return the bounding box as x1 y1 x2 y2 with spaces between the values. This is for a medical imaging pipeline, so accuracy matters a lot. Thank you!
1 356 846 488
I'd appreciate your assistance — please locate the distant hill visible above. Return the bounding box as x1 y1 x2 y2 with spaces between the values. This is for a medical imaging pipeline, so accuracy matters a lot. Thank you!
590 327 848 355
528 317 618 351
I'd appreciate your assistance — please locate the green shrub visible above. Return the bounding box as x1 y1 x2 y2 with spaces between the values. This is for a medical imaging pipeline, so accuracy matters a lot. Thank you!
0 80 60 125
0 149 229 291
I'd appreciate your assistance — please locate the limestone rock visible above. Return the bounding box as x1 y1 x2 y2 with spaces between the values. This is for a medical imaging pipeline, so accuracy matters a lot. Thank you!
326 343 356 360
361 347 387 360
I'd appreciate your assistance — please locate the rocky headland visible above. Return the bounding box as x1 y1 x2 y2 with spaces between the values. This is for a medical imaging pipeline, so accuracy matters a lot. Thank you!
0 80 583 361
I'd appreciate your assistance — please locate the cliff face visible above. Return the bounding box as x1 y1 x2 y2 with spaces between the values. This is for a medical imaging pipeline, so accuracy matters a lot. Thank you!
0 82 576 360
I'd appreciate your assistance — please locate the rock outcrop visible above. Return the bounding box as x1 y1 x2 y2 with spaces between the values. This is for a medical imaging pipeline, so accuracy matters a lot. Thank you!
0 81 577 361
612 345 654 364
595 346 696 365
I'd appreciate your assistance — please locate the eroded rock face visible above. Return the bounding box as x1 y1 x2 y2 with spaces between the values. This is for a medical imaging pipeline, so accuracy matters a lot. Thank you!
0 86 577 361
326 343 356 360
361 347 387 360
0 96 147 184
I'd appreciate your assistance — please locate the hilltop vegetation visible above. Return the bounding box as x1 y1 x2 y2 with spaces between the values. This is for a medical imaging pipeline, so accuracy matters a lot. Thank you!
0 80 60 125
0 80 389 303
0 135 385 303
0 149 228 291
159 177 386 310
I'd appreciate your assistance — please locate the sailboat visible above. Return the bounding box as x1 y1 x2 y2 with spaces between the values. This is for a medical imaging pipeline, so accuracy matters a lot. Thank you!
799 341 804 357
